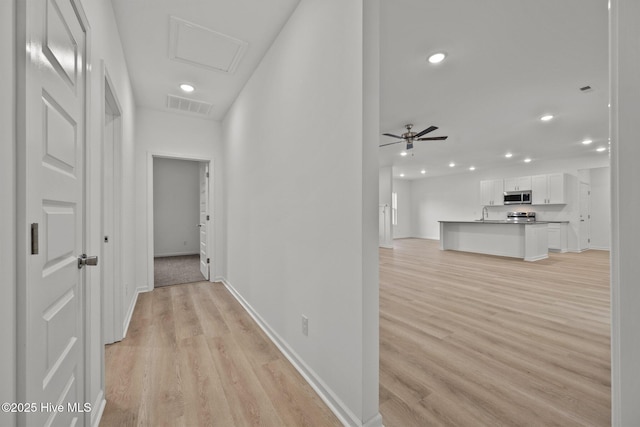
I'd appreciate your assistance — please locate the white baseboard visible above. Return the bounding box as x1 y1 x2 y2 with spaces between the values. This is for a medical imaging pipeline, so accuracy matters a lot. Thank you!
154 251 199 258
122 286 146 338
221 278 382 427
589 246 610 251
91 390 106 427
378 244 393 249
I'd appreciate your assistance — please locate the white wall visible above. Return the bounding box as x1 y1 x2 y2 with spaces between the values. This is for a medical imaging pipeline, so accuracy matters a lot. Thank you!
153 158 201 257
392 178 412 238
0 1 16 425
410 156 608 250
134 108 224 289
222 0 380 425
611 0 640 424
589 167 611 250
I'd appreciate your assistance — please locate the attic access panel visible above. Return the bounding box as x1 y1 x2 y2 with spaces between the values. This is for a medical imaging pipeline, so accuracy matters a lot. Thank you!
169 16 248 74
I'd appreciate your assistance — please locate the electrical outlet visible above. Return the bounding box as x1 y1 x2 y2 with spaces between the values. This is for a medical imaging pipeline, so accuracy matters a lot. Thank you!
302 315 308 336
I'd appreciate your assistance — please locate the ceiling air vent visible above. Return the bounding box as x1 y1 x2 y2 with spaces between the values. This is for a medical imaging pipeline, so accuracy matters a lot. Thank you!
167 94 213 116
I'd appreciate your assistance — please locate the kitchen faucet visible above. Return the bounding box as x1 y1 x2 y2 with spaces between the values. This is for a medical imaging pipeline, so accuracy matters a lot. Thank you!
482 206 488 221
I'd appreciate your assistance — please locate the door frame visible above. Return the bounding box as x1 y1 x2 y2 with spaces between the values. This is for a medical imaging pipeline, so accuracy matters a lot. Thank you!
101 63 124 344
146 151 214 290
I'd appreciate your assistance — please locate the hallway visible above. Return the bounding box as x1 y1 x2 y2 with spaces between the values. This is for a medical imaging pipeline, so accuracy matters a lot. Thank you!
100 282 340 426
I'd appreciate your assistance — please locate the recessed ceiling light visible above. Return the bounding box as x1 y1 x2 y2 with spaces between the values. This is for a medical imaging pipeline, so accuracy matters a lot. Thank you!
428 52 446 64
400 151 408 157
582 139 593 145
180 83 195 93
421 169 426 174
449 162 455 167
524 158 532 163
469 166 476 171
540 114 554 122
597 147 606 152
400 173 405 177
505 153 513 158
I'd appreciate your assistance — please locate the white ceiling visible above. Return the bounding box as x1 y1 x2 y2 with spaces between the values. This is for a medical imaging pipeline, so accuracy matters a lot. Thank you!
110 0 609 179
380 0 609 179
110 0 301 121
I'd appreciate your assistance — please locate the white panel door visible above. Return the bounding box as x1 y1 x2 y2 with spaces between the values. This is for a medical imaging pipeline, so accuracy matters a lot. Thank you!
199 163 210 280
19 0 88 425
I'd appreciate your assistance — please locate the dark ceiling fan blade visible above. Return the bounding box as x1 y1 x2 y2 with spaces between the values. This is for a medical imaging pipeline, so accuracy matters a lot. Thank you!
417 136 448 141
379 140 404 147
414 126 438 138
382 133 404 139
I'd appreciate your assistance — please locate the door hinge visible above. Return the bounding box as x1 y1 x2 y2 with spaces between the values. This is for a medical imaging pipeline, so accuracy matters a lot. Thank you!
30 223 39 255
206 214 210 221
588 238 591 243
206 172 209 178
207 258 210 264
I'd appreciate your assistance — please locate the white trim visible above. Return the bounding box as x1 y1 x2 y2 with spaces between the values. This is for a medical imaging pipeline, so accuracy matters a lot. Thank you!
90 389 106 427
122 286 146 338
221 278 383 427
378 244 393 249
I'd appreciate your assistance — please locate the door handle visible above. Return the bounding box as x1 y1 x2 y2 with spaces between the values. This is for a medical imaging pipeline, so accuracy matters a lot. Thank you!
78 254 99 269
197 223 204 228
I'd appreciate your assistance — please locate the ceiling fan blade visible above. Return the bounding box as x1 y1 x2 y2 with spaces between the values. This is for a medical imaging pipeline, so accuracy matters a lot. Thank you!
382 133 404 139
417 136 448 141
414 126 438 138
379 140 404 147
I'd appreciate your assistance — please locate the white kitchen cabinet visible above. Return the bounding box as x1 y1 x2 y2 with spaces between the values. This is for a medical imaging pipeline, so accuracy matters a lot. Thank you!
504 176 532 192
532 173 567 205
547 222 568 252
480 179 504 206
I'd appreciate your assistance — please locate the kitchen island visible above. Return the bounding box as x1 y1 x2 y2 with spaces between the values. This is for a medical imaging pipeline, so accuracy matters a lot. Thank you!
439 220 549 262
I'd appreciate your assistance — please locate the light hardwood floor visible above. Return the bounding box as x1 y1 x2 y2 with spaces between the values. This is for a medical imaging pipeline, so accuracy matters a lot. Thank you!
100 282 341 427
379 238 611 426
102 239 611 427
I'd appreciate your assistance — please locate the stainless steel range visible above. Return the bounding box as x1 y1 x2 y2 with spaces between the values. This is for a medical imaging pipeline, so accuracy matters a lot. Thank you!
507 211 536 222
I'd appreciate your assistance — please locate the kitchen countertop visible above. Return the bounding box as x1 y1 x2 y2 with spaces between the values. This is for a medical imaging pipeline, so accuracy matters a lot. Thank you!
438 220 550 224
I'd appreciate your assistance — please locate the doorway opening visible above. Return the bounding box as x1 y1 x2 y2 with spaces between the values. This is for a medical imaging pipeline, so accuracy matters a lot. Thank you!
149 156 213 288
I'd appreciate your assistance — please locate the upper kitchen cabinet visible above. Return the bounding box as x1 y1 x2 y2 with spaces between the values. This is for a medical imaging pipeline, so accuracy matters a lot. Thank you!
504 176 532 192
532 173 567 204
480 179 504 206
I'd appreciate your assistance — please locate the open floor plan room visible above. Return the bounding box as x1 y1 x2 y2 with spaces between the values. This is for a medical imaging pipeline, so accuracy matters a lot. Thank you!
379 239 610 426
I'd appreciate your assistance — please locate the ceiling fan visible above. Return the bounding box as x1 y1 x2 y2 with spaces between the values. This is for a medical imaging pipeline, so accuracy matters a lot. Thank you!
380 124 448 150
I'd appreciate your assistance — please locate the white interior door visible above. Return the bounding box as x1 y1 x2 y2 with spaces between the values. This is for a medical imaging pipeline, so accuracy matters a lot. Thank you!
199 163 210 280
579 182 591 251
19 0 89 425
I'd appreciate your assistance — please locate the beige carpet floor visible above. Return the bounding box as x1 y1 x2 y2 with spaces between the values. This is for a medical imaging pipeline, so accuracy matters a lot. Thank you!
154 254 206 287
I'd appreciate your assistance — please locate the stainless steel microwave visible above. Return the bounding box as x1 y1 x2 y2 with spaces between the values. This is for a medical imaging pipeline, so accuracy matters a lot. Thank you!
504 190 532 205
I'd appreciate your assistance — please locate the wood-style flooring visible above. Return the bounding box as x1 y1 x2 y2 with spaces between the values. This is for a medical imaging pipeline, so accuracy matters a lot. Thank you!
102 238 611 426
100 282 340 427
380 238 611 427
